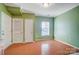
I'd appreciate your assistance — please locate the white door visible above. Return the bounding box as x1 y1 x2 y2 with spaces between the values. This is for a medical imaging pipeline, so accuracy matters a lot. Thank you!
13 18 23 43
1 12 11 48
25 19 33 42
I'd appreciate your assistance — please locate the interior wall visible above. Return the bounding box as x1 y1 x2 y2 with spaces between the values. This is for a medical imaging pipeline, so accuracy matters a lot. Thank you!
0 4 12 50
0 4 11 16
54 6 79 48
35 16 54 40
1 12 11 48
0 4 11 38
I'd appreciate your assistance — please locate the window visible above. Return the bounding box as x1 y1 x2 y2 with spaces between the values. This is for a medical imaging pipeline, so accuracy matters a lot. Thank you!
41 21 49 36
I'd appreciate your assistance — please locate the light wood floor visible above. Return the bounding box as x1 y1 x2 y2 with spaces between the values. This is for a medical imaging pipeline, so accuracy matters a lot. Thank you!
4 40 78 55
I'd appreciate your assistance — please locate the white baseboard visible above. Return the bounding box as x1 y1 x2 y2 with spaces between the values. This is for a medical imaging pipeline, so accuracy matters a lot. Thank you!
55 39 79 49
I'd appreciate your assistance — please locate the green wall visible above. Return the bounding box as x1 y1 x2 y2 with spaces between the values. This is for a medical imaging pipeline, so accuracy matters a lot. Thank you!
0 4 11 16
54 6 79 48
35 16 54 40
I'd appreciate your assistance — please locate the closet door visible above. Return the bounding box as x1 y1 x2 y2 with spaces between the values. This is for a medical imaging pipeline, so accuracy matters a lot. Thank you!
13 18 23 43
1 12 11 48
25 19 33 42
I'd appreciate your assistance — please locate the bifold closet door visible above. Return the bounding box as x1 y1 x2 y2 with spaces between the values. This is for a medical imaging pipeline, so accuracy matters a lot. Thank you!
13 18 23 43
25 19 33 42
1 12 11 47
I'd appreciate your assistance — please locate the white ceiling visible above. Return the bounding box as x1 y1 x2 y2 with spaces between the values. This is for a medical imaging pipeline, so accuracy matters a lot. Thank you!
5 3 79 17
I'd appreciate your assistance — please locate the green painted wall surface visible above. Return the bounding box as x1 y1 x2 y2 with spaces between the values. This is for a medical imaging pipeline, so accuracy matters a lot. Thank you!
22 13 35 19
6 6 21 16
6 5 35 19
12 13 35 19
55 6 79 48
35 16 54 40
0 4 11 16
